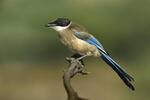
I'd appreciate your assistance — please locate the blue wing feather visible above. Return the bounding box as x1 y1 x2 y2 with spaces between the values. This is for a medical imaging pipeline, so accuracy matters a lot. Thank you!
74 33 104 49
74 33 85 40
87 36 104 49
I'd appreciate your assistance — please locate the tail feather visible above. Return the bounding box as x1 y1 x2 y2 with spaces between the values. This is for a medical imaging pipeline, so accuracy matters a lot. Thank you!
100 51 135 91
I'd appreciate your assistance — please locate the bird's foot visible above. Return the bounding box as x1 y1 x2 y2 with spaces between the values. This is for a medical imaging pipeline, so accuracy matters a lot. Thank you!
78 70 90 75
65 57 90 76
66 57 84 67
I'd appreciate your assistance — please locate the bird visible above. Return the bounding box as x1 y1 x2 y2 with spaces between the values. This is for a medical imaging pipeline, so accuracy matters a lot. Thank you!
45 18 135 91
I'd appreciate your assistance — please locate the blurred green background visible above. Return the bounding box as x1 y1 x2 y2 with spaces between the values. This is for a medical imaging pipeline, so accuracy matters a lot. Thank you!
0 0 150 100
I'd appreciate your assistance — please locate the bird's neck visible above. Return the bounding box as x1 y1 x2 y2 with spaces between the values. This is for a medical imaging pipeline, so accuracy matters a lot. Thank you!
57 29 76 46
58 29 75 39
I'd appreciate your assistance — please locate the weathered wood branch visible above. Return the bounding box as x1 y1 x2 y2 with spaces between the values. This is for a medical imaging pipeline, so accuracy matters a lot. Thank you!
63 57 90 100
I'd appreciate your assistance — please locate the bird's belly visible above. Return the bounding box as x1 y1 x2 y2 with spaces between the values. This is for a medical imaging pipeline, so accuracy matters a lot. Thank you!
71 39 90 54
59 33 100 56
70 38 100 56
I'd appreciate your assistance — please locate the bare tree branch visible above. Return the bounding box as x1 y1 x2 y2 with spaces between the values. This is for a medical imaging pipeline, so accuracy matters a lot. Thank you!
63 57 90 100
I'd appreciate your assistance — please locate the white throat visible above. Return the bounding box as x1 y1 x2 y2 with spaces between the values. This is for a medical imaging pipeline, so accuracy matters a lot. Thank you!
51 26 68 31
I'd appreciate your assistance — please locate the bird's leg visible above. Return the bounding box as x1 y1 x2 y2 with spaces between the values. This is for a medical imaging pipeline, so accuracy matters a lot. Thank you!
76 54 89 61
71 54 90 75
71 54 85 66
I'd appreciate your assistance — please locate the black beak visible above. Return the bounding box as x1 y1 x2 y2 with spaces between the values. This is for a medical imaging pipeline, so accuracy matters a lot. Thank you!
45 23 56 27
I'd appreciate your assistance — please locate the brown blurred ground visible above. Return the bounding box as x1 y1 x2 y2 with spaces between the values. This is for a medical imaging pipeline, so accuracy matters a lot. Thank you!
0 61 141 100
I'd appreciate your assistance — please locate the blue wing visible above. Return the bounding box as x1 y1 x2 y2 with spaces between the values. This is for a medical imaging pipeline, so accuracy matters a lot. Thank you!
74 32 107 54
74 32 135 90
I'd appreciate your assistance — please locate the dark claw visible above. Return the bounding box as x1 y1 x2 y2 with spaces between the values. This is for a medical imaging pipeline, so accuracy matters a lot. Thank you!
71 54 85 66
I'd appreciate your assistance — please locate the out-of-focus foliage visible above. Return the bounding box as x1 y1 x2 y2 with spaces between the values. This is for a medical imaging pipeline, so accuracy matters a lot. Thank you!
0 0 149 63
0 0 150 100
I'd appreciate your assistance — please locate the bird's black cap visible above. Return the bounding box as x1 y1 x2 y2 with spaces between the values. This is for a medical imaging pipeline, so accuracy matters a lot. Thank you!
45 18 71 27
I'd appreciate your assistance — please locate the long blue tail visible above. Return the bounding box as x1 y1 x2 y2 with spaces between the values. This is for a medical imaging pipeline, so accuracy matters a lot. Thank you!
100 51 135 91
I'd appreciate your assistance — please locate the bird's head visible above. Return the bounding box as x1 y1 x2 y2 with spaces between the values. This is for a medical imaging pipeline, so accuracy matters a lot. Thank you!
45 18 71 31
